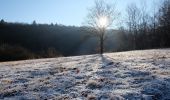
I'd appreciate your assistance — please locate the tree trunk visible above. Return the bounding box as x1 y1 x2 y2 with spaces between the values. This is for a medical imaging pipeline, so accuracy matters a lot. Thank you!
100 37 103 54
100 31 104 54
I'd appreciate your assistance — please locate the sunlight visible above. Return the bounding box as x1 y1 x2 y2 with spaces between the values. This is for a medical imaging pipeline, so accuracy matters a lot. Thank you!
98 16 108 28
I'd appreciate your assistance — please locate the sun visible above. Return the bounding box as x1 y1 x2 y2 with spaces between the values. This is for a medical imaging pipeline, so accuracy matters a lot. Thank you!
98 16 108 28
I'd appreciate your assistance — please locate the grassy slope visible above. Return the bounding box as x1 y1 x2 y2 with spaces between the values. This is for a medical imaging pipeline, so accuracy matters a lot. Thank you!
0 49 170 99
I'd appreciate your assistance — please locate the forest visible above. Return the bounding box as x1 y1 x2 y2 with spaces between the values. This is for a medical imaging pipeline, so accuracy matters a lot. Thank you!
0 0 170 61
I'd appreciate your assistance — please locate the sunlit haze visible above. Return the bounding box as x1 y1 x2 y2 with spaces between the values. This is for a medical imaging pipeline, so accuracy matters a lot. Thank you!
98 16 108 28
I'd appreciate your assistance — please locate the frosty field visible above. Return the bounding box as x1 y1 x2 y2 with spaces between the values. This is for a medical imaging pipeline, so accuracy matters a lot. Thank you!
0 49 170 100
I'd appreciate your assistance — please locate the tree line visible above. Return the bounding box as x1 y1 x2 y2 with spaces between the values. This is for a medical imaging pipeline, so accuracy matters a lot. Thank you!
0 21 90 61
121 0 170 50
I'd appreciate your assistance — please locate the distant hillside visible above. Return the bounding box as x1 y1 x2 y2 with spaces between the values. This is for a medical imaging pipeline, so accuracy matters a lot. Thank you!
0 21 128 61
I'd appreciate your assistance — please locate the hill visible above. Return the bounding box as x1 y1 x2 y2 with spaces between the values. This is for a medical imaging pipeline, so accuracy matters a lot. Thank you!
0 49 170 99
0 21 126 61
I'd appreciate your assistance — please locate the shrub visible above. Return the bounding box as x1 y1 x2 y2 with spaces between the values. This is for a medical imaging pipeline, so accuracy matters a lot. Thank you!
0 44 36 61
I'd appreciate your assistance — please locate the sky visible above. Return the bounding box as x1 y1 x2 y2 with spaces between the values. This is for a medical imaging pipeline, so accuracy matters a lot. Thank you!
0 0 161 26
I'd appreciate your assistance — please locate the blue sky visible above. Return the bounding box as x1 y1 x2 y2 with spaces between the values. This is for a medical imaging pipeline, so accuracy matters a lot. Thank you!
0 0 161 26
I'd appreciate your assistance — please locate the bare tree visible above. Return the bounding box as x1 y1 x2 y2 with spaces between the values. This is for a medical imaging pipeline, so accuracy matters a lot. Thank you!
150 0 160 35
85 0 119 54
126 3 141 50
140 1 149 33
158 0 170 47
138 1 150 48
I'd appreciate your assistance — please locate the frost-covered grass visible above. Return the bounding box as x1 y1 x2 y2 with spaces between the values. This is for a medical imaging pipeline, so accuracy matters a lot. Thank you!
0 49 170 99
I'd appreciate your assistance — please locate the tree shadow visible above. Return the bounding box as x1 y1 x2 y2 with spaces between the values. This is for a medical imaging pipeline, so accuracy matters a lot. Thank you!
101 54 115 67
98 54 170 99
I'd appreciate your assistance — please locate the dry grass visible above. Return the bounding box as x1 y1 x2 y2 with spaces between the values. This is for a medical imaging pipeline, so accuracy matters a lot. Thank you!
87 94 97 100
86 80 102 89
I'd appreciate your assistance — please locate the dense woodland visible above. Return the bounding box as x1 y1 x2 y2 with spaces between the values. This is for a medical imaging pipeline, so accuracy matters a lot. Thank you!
0 0 170 61
0 22 90 61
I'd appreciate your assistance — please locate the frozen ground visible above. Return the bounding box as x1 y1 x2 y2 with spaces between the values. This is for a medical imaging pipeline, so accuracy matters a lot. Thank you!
0 49 170 100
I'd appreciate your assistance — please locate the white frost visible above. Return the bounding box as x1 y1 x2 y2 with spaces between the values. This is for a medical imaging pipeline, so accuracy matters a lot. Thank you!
0 49 170 99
